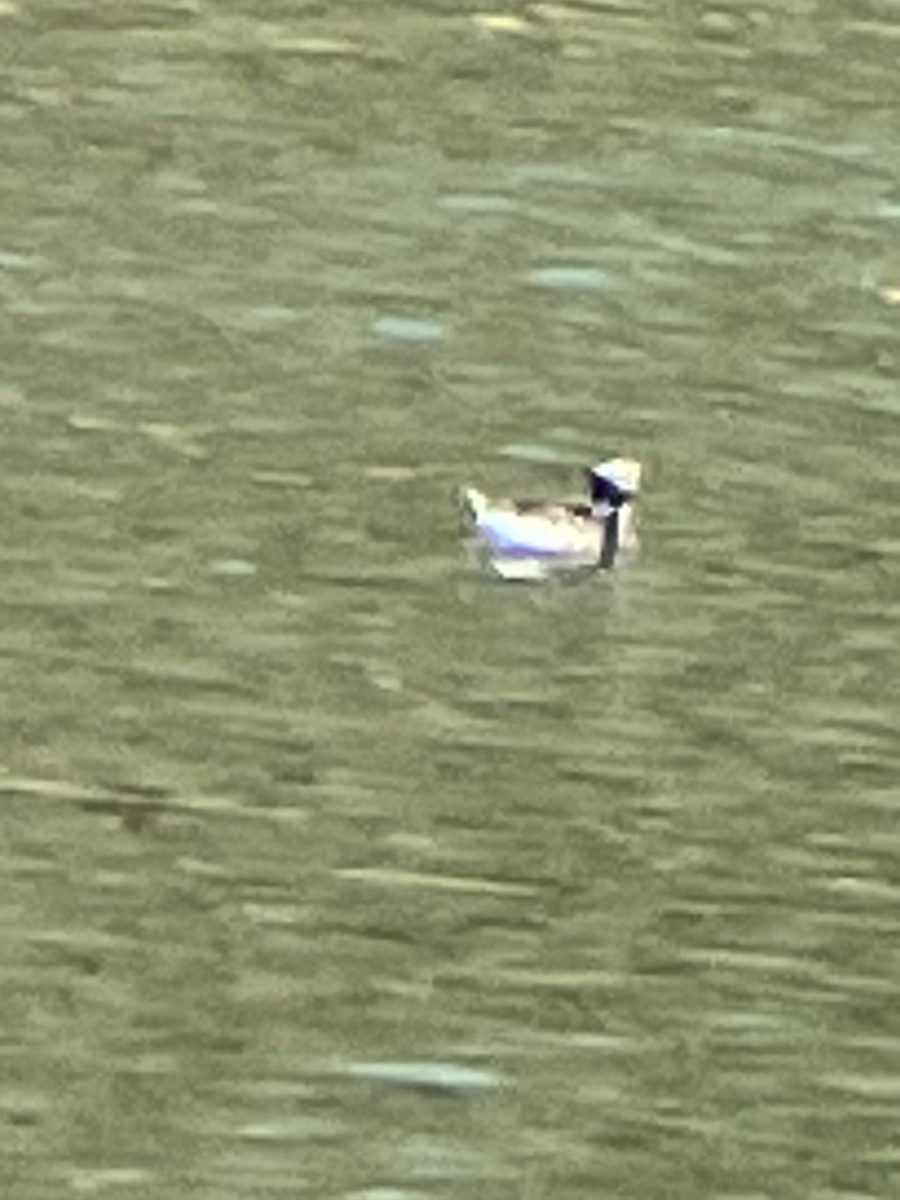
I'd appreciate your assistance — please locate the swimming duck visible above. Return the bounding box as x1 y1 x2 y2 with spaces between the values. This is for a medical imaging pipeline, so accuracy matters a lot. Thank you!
462 457 641 580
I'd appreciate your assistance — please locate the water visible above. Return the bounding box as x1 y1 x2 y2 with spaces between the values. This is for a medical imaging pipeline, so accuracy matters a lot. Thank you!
2 2 899 1197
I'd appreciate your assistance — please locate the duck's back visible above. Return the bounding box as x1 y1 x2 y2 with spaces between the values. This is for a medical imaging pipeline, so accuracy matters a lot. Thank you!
469 502 601 561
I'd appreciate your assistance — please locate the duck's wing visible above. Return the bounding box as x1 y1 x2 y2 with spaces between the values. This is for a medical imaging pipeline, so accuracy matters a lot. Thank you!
469 507 601 560
564 503 593 519
462 490 587 520
511 499 593 520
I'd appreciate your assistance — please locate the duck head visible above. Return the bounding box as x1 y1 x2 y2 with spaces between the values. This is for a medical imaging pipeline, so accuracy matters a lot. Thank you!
586 457 641 516
586 457 641 569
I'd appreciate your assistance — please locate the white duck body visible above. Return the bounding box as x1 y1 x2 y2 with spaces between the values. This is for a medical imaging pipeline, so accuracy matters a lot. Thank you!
463 457 641 580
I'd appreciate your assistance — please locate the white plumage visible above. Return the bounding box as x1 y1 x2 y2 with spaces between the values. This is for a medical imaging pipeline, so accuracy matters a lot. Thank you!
461 457 641 580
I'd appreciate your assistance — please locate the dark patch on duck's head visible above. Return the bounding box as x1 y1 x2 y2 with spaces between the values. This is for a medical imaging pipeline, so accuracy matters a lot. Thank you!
585 461 636 511
586 470 628 511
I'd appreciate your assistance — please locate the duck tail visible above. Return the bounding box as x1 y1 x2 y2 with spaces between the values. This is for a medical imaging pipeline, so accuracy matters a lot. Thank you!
461 487 489 520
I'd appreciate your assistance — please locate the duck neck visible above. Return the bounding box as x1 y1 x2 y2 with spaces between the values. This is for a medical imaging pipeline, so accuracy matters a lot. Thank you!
598 507 621 569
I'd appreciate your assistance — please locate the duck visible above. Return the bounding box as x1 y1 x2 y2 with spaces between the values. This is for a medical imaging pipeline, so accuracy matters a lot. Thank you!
462 457 641 580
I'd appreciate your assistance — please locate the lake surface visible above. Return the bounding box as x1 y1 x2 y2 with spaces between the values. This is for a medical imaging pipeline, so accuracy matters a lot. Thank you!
2 2 899 1197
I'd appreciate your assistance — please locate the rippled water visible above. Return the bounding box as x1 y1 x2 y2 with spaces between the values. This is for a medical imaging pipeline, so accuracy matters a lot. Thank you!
2 2 899 1197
